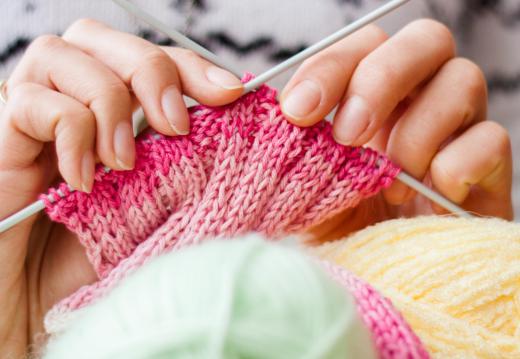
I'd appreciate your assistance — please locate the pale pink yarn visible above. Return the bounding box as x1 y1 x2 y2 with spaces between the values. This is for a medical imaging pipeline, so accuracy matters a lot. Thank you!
40 75 400 334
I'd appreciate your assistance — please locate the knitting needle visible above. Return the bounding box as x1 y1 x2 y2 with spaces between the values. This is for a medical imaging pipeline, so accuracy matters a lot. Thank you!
0 1 468 235
112 0 469 216
112 0 411 92
111 0 241 78
0 168 469 234
243 0 412 92
0 201 46 233
396 172 471 218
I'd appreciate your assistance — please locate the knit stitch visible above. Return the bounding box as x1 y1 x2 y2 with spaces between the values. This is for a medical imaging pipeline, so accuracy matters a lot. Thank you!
321 261 430 359
40 74 400 333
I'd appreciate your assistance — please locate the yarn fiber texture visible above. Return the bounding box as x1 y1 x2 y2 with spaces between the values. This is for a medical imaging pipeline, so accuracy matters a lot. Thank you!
313 216 520 359
40 74 399 333
44 237 429 359
45 238 366 359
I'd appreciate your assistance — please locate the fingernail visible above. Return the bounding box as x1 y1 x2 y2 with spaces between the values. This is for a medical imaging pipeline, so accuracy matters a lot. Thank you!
113 122 135 170
161 85 190 135
334 95 371 145
81 151 95 193
206 66 243 90
282 80 321 120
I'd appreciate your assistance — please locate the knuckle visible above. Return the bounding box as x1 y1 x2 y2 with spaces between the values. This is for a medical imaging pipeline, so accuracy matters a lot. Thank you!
410 18 456 55
450 58 487 98
94 81 130 103
65 18 103 35
442 58 488 125
300 55 319 70
431 155 461 186
364 24 389 44
132 48 175 82
141 48 172 68
172 47 199 60
8 82 38 105
482 121 511 156
52 104 95 141
356 57 398 87
63 106 95 125
28 34 64 54
55 111 94 140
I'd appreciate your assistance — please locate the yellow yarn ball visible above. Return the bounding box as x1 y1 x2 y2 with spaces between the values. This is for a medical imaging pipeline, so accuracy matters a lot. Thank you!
313 216 520 359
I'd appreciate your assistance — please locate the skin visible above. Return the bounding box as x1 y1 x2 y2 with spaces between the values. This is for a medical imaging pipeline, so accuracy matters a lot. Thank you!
0 18 513 356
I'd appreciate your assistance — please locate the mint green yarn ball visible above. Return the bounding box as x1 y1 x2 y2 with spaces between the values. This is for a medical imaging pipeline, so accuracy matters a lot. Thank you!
44 236 372 359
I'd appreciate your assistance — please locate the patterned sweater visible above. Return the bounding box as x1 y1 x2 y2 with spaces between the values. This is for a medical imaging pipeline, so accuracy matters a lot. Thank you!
1 0 519 215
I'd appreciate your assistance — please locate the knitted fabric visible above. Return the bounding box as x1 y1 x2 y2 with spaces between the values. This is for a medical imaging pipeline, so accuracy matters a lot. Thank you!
40 74 400 333
321 261 429 359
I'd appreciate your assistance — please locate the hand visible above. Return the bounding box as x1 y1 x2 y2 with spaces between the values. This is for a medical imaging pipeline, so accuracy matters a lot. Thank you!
279 20 513 240
0 19 243 356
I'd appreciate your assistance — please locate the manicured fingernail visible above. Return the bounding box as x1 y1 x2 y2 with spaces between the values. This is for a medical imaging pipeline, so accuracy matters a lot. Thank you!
282 80 321 120
161 85 190 135
113 122 135 170
81 151 95 193
334 95 371 145
206 66 243 90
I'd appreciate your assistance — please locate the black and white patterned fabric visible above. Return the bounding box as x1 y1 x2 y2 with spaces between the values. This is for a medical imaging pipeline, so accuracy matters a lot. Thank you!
1 0 519 215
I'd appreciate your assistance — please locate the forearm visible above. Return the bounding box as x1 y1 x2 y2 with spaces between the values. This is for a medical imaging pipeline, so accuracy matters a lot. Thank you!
0 259 28 359
0 206 35 357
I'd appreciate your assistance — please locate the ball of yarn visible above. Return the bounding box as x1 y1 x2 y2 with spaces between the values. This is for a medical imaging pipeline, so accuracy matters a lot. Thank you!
313 216 520 359
43 236 377 359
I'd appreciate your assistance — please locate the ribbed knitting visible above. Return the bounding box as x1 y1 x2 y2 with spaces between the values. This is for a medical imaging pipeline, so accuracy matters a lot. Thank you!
321 262 429 359
40 74 400 334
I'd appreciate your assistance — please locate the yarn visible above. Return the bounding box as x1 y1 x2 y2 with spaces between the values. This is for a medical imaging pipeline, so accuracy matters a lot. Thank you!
40 74 399 333
43 237 375 359
313 216 520 359
321 261 429 358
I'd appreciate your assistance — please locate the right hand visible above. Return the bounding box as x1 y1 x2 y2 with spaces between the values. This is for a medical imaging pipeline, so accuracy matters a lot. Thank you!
0 18 243 357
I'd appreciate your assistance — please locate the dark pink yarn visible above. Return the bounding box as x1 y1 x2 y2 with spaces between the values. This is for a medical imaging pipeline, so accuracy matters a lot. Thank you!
40 75 401 337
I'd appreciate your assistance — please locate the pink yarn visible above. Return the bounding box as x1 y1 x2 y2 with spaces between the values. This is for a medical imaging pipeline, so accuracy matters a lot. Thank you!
321 261 429 359
40 74 400 333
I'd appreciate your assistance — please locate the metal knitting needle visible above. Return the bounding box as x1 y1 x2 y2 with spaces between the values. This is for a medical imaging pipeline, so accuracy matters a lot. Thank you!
112 0 240 77
243 0 412 92
0 0 468 235
112 0 469 217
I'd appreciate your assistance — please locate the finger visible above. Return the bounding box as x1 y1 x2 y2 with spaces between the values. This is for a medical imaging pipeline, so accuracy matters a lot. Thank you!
430 121 513 219
63 19 243 134
382 58 488 204
7 34 135 170
280 25 388 126
0 83 96 192
161 46 244 105
334 19 456 145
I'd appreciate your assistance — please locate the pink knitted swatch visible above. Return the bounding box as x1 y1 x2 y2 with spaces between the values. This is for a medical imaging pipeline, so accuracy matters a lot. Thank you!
40 74 400 333
321 261 429 359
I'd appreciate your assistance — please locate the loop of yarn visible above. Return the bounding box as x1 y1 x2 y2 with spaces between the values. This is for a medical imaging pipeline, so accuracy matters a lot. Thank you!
43 237 427 359
41 74 399 334
313 216 520 359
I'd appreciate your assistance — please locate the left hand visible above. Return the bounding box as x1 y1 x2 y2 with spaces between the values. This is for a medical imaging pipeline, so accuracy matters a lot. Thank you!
280 19 513 238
